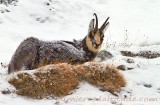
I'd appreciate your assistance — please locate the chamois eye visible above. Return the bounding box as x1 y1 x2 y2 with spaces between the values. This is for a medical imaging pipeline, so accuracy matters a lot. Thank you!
100 32 104 38
101 34 104 39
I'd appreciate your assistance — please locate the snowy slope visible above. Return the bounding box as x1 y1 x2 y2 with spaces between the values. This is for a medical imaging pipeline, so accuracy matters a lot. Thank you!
0 0 160 105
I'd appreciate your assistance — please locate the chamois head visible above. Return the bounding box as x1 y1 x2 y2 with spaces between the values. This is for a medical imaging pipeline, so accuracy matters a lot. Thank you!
86 13 110 53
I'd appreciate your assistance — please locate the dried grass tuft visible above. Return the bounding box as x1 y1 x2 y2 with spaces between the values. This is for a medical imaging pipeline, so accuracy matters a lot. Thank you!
9 62 126 99
121 50 160 59
9 63 79 99
75 62 126 93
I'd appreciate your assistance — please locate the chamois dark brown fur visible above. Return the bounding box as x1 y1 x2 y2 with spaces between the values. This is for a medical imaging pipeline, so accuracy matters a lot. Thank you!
8 13 110 74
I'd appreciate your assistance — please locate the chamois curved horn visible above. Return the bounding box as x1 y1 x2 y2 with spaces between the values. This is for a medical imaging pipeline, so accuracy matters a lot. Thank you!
93 13 98 31
100 17 110 31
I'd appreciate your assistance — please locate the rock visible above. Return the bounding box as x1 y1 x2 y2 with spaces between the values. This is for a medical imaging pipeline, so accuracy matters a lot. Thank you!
117 65 126 71
127 67 134 70
126 59 134 63
1 89 11 94
117 65 133 71
96 50 113 61
143 84 152 88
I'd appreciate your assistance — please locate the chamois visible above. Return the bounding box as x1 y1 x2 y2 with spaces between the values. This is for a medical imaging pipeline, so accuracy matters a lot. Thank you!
8 13 110 74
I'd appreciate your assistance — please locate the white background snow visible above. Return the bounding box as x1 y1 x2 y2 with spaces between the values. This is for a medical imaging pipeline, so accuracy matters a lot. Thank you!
0 0 160 105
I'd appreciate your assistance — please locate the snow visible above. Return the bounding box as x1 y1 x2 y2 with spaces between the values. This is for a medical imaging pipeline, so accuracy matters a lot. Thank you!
0 0 160 105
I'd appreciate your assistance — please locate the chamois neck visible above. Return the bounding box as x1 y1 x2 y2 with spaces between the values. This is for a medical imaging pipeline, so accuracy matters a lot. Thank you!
81 37 97 60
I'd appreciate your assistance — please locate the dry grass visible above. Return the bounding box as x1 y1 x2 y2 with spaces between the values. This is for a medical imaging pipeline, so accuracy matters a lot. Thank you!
138 51 160 59
9 62 126 99
121 51 160 59
37 57 85 68
75 62 126 93
121 51 136 57
9 64 79 99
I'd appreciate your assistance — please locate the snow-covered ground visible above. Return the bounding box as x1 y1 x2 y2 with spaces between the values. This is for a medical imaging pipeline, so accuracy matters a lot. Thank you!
0 0 160 105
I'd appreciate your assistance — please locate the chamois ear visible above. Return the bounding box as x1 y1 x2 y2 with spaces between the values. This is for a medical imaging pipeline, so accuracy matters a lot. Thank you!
88 19 95 33
100 17 110 33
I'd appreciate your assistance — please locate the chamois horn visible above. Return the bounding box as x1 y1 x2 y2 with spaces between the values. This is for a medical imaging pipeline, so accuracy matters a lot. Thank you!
100 17 110 31
93 13 98 31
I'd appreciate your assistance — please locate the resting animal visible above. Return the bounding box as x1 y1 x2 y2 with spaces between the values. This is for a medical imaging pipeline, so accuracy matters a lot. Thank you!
8 13 110 74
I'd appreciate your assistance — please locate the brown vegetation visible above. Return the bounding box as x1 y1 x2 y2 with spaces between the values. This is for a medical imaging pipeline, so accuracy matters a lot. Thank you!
9 62 126 99
78 62 126 93
9 64 79 99
121 51 136 57
121 51 160 59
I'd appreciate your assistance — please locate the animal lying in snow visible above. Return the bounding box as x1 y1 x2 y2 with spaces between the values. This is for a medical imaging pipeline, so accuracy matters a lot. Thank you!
8 13 110 74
